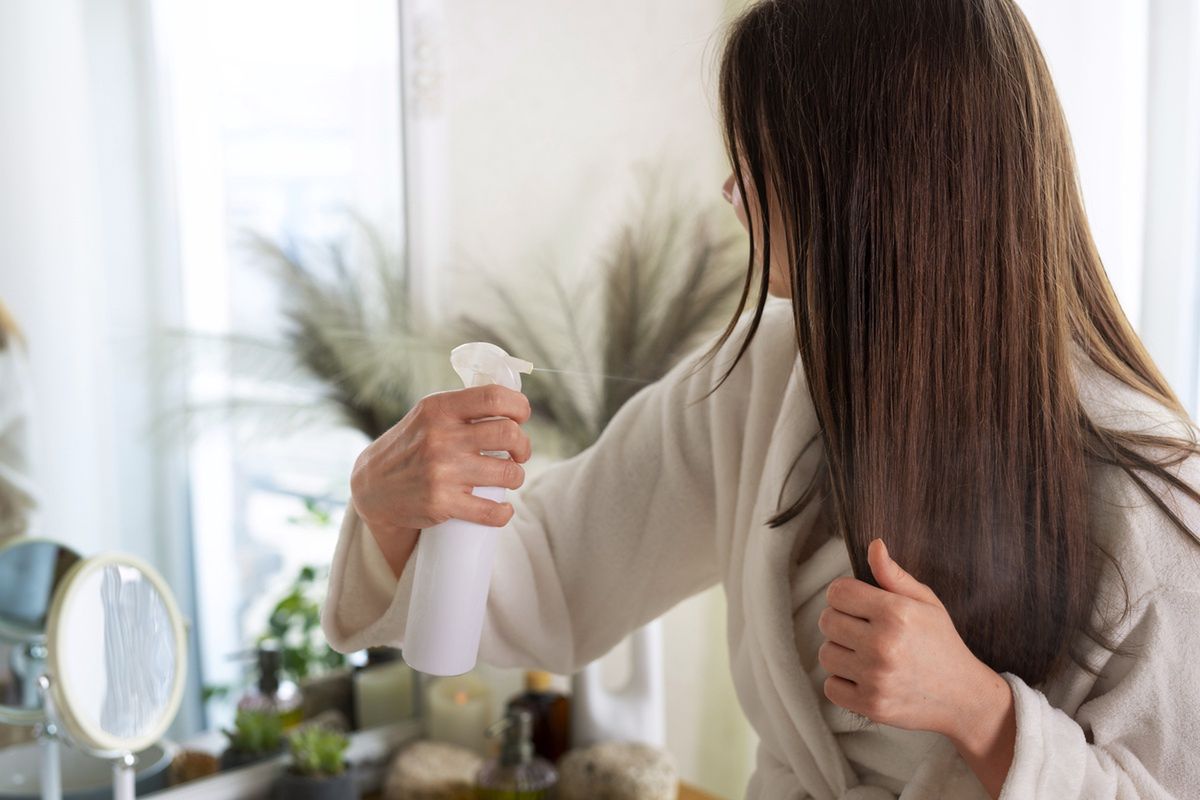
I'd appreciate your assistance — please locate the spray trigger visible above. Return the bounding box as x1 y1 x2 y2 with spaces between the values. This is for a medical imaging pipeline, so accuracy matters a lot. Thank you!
450 342 534 392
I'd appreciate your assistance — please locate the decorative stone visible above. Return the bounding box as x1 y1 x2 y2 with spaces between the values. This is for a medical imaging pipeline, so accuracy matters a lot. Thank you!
168 750 220 785
383 740 483 800
558 741 677 800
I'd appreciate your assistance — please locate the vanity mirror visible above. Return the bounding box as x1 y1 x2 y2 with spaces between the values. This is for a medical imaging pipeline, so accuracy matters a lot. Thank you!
0 538 82 727
44 554 187 800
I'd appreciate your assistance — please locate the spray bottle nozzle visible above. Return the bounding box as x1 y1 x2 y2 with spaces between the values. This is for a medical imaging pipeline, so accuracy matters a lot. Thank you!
450 342 534 391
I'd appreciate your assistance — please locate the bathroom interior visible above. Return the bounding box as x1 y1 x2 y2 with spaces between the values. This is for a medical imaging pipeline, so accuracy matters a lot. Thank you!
1 1 1199 799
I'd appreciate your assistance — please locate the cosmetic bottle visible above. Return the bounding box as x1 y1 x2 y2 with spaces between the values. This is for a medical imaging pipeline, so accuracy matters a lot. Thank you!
237 640 303 728
505 671 570 763
403 343 534 677
475 708 558 799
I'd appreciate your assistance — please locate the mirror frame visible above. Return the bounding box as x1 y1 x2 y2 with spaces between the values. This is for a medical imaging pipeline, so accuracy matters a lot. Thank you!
45 553 187 755
0 536 83 726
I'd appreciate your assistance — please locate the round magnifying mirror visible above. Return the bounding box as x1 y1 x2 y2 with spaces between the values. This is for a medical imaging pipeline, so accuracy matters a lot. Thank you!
45 554 186 762
0 537 82 726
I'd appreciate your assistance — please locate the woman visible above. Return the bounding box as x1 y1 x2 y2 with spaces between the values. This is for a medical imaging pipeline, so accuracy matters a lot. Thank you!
324 1 1200 797
0 300 36 544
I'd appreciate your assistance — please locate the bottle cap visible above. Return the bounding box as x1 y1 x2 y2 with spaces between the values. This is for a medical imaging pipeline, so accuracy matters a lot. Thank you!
525 670 554 693
450 343 534 392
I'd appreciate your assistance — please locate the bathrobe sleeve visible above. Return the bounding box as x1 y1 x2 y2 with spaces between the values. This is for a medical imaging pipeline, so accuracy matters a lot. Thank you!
998 588 1200 799
322 310 773 673
0 347 37 543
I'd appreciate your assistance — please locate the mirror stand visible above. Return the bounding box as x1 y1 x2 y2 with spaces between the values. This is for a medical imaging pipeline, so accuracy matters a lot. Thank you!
35 675 62 800
113 752 137 800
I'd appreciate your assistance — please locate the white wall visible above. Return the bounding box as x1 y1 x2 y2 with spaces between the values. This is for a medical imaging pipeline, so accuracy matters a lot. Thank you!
433 0 737 306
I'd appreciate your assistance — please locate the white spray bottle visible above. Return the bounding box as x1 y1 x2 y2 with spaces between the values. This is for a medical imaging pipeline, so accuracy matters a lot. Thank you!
402 343 534 676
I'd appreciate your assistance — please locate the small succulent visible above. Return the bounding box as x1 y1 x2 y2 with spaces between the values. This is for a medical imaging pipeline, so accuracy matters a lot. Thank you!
287 725 350 778
223 709 285 755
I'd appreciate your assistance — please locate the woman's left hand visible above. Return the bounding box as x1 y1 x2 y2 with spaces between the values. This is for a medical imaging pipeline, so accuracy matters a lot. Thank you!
817 538 1012 748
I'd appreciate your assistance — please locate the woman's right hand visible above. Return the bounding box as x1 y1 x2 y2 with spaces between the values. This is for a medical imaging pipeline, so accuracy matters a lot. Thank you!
350 385 533 552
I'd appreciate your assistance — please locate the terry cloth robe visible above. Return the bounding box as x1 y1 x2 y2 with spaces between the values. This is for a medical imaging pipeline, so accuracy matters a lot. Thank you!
0 345 36 544
323 299 1200 799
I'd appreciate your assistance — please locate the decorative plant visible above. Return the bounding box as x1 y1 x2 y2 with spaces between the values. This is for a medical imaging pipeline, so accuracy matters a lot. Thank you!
250 217 452 439
203 557 346 706
263 564 346 682
223 709 285 756
287 725 350 778
457 184 746 455
169 214 451 442
171 181 743 457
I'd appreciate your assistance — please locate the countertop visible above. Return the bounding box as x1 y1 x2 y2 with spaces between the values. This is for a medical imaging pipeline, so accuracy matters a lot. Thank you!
364 785 721 799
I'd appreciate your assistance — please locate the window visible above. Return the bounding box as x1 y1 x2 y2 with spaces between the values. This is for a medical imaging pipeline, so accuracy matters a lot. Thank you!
150 0 403 723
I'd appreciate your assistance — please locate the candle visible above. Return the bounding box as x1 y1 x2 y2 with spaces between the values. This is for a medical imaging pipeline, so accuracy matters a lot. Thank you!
355 660 416 729
426 673 492 755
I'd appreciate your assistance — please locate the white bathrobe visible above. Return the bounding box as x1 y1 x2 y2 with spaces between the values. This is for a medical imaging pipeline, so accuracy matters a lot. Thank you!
323 299 1200 799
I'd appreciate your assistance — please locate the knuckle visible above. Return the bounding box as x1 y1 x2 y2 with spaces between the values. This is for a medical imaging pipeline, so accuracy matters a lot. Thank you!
817 641 833 669
517 431 533 460
426 489 453 524
482 385 504 410
872 636 900 666
503 461 525 489
426 459 453 485
861 685 885 714
414 395 438 420
418 429 446 460
825 580 842 605
425 464 459 499
485 502 512 527
503 419 522 446
350 454 371 493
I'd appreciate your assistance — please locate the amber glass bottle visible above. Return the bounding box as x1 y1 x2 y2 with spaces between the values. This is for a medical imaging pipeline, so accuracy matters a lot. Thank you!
504 671 571 764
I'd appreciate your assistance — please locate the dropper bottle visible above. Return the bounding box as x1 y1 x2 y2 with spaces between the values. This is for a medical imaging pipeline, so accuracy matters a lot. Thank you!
476 708 559 799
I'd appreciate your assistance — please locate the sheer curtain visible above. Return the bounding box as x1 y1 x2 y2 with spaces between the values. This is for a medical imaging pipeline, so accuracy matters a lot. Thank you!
0 0 198 732
1020 0 1200 410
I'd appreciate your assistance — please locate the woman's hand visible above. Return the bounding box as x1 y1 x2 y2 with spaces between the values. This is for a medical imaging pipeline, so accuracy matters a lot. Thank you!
350 386 532 565
818 539 1016 798
817 538 992 734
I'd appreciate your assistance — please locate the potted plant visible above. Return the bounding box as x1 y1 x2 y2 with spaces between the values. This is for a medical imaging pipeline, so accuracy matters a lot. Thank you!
220 709 286 770
272 725 354 800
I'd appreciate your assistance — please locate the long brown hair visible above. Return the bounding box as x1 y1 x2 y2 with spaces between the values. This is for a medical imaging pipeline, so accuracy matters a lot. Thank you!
712 0 1200 685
